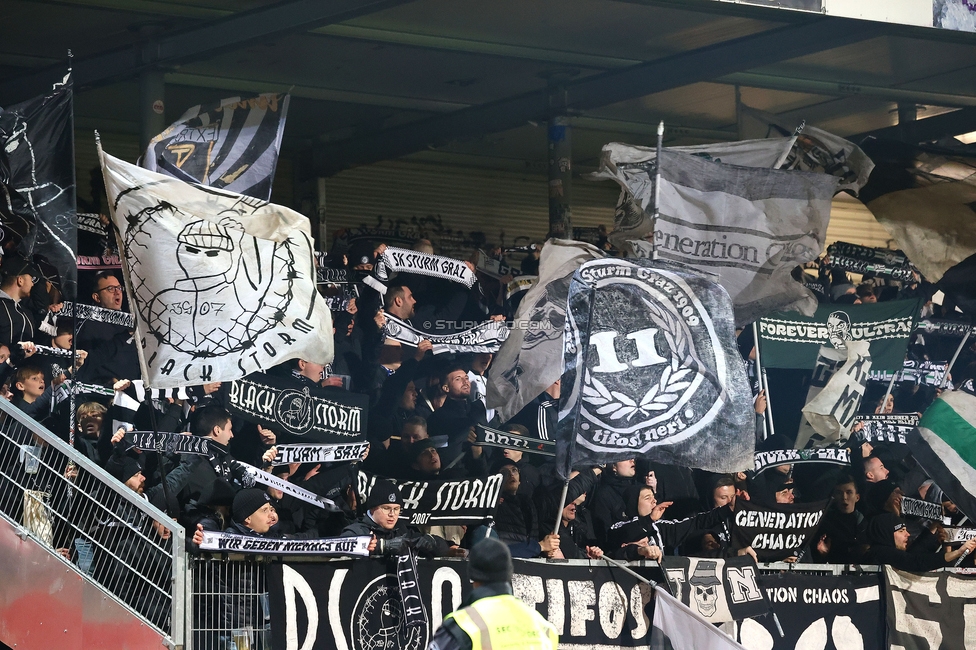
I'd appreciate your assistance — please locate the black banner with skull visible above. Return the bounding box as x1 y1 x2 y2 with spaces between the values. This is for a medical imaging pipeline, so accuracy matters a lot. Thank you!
556 258 755 478
757 299 919 372
659 556 768 623
731 499 828 562
730 572 884 650
268 557 656 650
227 373 368 443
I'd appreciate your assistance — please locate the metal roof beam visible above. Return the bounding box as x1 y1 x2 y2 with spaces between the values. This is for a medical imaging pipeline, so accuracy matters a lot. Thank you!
851 107 976 143
309 17 885 176
721 71 976 109
0 0 417 103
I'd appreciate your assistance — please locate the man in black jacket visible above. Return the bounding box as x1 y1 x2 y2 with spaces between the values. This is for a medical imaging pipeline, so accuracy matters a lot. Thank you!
427 364 487 466
492 459 560 559
341 479 449 557
0 253 47 348
589 459 636 547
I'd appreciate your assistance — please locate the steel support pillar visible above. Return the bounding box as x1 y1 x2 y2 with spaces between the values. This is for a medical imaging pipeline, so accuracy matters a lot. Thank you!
138 26 166 153
547 83 572 240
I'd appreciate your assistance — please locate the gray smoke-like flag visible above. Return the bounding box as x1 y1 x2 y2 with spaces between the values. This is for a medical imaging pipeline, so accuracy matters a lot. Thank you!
486 239 604 424
598 148 841 327
142 93 289 202
599 137 797 251
556 258 754 479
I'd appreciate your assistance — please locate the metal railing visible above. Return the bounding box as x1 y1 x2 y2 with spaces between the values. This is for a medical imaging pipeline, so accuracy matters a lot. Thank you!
0 396 189 647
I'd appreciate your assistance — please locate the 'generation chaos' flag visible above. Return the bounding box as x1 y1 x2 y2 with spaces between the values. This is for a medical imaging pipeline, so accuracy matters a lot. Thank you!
99 145 332 388
598 148 839 326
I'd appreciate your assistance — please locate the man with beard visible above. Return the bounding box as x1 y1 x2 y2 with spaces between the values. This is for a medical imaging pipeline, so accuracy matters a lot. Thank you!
811 476 866 563
427 364 487 466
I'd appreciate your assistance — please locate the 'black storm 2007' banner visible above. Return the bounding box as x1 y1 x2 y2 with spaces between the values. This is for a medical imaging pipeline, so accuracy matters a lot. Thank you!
557 258 755 477
358 471 503 526
268 558 655 650
228 373 368 443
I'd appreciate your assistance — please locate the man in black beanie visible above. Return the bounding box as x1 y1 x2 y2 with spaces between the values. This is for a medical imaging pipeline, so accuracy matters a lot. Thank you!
864 512 976 570
429 538 558 650
340 478 450 557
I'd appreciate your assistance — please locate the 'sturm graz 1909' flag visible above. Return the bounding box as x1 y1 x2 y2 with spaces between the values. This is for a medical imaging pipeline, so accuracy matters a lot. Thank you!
99 145 333 388
142 93 290 202
0 75 77 299
556 258 754 478
595 142 862 326
757 299 919 372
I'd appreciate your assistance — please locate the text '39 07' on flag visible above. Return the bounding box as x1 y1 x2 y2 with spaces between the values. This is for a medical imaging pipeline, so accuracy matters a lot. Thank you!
556 258 754 478
98 144 333 388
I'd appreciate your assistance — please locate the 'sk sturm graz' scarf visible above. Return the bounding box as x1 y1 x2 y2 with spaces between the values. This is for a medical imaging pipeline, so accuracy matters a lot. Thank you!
271 442 369 465
375 246 477 287
556 257 755 478
753 447 850 474
382 313 509 354
60 301 135 328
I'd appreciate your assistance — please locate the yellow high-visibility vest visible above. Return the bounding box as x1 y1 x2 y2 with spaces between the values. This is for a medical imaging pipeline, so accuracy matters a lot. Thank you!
445 593 558 650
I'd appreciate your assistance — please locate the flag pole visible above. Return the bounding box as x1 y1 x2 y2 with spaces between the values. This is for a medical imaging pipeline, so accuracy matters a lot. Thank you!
939 328 972 390
751 322 769 440
650 121 664 261
600 555 657 588
552 480 569 536
753 322 776 438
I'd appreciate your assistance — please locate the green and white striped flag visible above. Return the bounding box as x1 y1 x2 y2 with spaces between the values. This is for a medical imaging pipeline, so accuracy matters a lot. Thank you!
908 390 976 521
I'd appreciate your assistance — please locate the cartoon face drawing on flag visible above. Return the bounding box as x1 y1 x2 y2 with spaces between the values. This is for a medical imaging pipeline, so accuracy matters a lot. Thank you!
99 145 333 388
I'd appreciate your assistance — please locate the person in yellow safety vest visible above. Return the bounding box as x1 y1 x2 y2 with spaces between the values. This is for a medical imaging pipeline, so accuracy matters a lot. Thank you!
428 537 558 650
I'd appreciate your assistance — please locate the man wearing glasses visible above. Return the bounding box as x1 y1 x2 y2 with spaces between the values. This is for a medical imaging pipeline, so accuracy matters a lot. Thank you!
76 271 140 382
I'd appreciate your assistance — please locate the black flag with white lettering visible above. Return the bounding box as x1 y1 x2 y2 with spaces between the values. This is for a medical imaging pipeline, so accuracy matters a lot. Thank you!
556 258 755 479
731 499 828 562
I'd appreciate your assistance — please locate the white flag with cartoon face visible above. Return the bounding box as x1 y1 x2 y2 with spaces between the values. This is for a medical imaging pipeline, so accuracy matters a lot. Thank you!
99 146 332 388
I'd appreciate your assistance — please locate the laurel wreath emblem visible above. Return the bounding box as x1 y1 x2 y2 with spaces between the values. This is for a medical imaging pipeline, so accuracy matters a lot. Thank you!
581 294 699 422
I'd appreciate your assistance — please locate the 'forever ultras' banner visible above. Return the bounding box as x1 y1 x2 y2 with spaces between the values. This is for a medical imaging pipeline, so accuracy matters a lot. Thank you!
227 373 368 443
885 567 976 650
757 299 919 372
357 471 503 526
731 499 827 562
659 556 768 623
733 573 884 650
268 558 655 650
557 258 755 478
99 147 333 388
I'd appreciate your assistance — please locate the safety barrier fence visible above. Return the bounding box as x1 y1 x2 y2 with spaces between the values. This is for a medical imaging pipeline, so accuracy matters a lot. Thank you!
186 554 888 649
0 396 189 647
